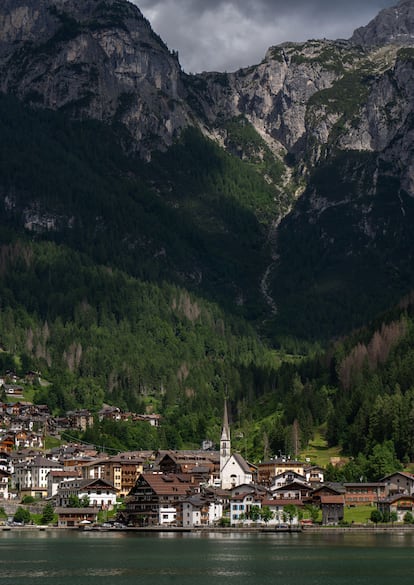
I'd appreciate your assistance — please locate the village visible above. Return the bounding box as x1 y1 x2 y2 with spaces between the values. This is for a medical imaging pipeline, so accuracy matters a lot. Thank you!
2 378 414 530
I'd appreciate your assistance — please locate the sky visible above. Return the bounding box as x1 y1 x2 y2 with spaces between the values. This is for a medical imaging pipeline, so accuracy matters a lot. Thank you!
132 0 398 73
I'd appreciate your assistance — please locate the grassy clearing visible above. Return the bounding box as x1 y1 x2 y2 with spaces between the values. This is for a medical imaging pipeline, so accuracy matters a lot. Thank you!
301 428 346 468
343 505 374 524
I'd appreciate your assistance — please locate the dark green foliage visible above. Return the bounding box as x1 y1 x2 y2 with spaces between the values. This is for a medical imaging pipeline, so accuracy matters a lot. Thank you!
370 509 382 524
271 151 414 342
0 95 273 319
13 507 31 524
40 503 55 525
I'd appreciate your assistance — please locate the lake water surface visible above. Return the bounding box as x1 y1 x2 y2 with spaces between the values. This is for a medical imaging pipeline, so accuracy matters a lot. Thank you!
1 530 414 585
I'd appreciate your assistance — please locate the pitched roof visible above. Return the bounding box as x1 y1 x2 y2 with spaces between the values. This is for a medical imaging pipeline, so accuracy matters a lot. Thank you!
320 495 345 505
133 473 192 496
232 453 254 474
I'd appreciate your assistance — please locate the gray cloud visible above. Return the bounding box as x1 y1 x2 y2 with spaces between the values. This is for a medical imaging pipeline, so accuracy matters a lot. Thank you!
132 0 397 72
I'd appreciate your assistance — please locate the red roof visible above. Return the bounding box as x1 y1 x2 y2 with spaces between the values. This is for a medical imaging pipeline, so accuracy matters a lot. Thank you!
320 495 345 504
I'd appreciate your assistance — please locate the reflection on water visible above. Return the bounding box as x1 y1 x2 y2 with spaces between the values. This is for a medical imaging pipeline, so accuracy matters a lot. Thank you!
1 531 414 585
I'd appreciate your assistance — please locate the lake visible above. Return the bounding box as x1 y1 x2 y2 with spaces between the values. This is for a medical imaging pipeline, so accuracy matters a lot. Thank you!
1 530 414 585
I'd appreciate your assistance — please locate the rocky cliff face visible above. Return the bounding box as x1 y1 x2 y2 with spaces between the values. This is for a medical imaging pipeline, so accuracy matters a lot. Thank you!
0 0 190 157
351 0 414 47
2 0 413 177
2 0 414 337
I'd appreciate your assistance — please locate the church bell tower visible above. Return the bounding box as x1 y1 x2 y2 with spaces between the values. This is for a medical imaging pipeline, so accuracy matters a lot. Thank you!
220 399 231 473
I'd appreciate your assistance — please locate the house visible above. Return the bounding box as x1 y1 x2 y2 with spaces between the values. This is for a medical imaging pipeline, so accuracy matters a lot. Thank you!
47 469 82 498
343 482 387 506
377 494 414 522
0 469 10 499
271 479 312 501
80 458 108 481
156 450 219 485
124 473 194 526
67 410 94 431
102 453 144 497
305 466 325 486
319 495 345 525
310 485 346 525
12 455 63 498
220 401 255 489
0 451 12 473
380 472 414 497
56 477 118 509
229 489 264 525
0 435 14 453
55 507 100 528
98 406 121 422
257 457 306 486
270 470 307 490
2 385 24 398
261 497 303 527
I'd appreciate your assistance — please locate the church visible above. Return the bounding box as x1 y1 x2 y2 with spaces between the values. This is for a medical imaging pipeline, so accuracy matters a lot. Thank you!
219 400 255 490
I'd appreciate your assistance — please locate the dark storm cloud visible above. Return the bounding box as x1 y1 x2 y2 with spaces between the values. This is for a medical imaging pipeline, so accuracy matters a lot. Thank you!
132 0 398 72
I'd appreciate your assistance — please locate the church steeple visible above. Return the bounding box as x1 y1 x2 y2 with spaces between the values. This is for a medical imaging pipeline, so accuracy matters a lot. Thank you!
220 399 231 472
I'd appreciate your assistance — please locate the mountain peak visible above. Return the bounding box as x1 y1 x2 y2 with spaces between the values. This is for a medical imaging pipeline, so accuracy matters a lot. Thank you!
351 0 414 47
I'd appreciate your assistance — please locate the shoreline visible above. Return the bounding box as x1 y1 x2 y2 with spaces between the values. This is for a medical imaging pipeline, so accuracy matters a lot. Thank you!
3 524 414 534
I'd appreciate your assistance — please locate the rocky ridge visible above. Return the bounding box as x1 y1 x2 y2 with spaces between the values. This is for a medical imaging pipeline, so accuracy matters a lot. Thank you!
0 0 190 158
2 0 414 337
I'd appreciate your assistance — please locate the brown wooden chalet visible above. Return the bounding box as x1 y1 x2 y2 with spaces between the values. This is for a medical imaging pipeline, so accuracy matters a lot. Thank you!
309 483 345 525
124 473 195 526
155 450 219 484
55 507 100 528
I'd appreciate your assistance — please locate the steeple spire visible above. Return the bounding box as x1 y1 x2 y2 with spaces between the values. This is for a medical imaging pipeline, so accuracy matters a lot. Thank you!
220 399 231 473
221 399 230 442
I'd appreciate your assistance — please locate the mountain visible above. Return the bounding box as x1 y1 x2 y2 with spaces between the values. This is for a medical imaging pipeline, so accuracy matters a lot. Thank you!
0 0 189 158
2 0 414 456
351 0 414 47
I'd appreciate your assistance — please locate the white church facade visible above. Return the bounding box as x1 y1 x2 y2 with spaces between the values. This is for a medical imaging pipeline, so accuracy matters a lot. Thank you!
220 401 254 490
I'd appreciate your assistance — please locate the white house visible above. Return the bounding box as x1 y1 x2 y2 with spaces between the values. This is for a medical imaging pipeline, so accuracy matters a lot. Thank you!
56 477 118 509
12 456 63 497
229 490 263 525
270 470 307 490
0 469 10 500
181 495 224 527
159 506 177 525
47 470 82 498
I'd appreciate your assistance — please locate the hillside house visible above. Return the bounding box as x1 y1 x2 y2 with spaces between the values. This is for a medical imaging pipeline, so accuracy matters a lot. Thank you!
67 410 94 431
